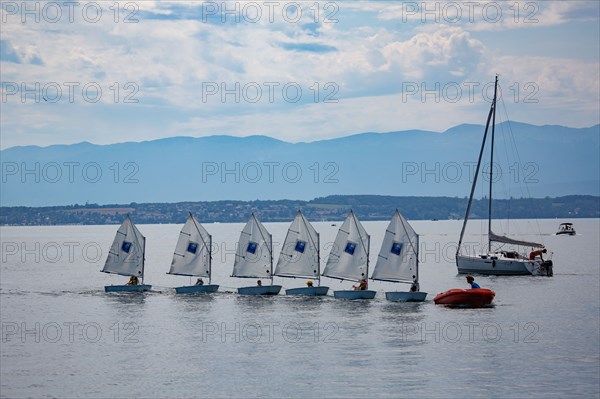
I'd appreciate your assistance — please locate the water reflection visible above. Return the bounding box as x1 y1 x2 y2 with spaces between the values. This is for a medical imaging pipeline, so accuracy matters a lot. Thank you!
103 292 149 319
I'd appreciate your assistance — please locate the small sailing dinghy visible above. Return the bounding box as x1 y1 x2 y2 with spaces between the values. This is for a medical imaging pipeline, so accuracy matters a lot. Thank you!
455 76 552 276
371 210 427 302
102 215 151 292
168 213 218 294
433 288 495 308
322 211 375 300
274 210 329 296
233 214 281 295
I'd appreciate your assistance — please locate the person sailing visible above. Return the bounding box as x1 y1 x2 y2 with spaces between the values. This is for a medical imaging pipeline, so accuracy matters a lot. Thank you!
127 275 139 286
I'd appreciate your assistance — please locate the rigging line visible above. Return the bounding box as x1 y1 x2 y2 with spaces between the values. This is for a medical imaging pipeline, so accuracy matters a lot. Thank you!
251 213 273 257
397 211 418 258
350 212 369 256
299 211 320 264
189 213 211 257
499 94 545 246
457 87 496 256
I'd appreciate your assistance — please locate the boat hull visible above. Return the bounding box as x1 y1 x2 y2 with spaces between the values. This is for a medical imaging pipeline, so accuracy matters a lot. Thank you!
333 290 376 300
456 254 534 275
285 286 329 296
175 284 219 294
556 231 576 236
385 291 427 302
433 288 495 307
104 284 152 293
237 285 282 296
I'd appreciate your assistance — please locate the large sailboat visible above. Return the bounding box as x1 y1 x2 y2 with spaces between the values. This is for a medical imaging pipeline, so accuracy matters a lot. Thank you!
233 214 282 295
274 210 329 296
322 211 375 300
456 76 553 276
371 210 427 301
167 213 218 294
102 215 151 292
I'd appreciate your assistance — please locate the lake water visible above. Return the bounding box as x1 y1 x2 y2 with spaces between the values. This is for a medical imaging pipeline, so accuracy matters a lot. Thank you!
1 218 599 398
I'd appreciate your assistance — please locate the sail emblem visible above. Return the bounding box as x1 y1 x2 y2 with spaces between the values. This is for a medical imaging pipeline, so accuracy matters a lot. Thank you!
294 240 306 253
390 242 403 256
247 242 258 254
344 242 357 255
187 242 198 254
121 241 132 253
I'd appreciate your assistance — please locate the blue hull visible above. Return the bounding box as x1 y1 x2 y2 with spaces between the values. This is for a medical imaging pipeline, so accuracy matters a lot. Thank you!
237 285 282 296
385 291 427 302
333 290 376 300
285 286 329 296
175 285 219 294
104 284 151 293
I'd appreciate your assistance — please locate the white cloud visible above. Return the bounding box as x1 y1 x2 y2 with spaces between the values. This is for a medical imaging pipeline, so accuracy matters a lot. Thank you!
0 1 598 149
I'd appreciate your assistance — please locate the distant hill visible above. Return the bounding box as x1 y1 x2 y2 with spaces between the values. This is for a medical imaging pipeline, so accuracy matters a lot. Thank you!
1 195 598 225
1 122 598 207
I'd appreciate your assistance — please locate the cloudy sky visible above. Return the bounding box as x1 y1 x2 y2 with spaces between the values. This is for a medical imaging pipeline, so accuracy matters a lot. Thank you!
1 1 599 149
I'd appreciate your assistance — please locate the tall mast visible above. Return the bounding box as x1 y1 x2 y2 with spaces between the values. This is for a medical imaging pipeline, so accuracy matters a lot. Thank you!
456 76 497 257
317 231 321 286
365 234 370 289
415 234 420 290
269 232 273 285
208 234 212 285
488 75 499 251
141 235 146 284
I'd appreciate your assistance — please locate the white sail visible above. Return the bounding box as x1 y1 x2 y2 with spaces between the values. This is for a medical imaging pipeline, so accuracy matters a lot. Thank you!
102 216 145 277
322 211 370 282
371 210 418 284
490 231 543 248
232 214 273 279
274 210 319 279
168 213 211 277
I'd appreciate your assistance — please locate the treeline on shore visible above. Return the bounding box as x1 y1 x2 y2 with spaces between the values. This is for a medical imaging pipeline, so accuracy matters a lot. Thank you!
1 195 597 226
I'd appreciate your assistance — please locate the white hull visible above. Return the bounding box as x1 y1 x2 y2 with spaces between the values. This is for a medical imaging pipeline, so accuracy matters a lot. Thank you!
456 254 535 275
385 291 427 302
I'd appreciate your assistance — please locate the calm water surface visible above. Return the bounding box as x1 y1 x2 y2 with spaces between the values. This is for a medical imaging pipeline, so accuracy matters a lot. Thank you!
1 219 599 398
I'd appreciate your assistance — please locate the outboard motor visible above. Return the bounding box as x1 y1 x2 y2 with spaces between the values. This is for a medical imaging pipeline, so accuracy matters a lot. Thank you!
541 260 553 277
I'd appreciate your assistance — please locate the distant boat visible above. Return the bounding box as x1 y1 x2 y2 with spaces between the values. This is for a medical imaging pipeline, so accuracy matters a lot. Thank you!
274 210 328 296
371 210 427 302
322 211 375 300
556 222 576 236
167 213 218 294
102 215 151 292
233 214 281 295
455 76 553 276
433 288 495 307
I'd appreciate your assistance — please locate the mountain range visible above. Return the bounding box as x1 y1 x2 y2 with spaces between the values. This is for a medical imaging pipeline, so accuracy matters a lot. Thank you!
1 122 598 207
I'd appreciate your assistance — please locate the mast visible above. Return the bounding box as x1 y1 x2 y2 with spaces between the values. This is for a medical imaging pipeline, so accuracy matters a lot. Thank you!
208 234 212 285
269 232 273 285
141 235 146 284
488 75 498 251
415 234 420 291
366 234 370 289
456 77 497 257
317 231 321 286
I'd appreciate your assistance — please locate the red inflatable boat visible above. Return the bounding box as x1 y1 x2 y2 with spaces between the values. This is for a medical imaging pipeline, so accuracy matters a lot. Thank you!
433 288 495 307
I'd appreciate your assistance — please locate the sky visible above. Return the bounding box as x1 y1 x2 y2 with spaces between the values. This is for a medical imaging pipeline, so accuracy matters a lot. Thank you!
1 0 599 149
